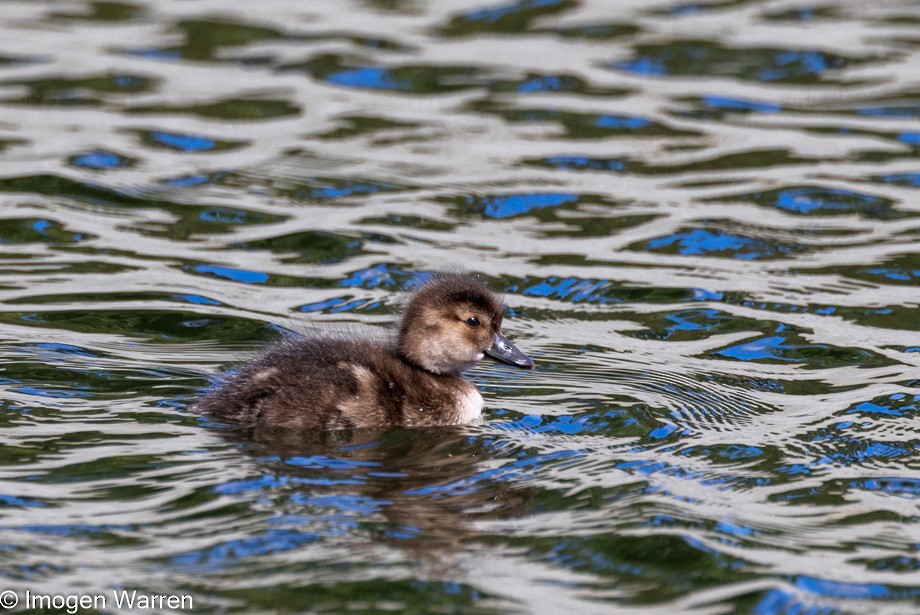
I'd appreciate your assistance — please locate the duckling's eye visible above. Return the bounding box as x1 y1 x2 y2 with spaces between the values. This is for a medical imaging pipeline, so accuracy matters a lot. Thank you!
465 316 481 328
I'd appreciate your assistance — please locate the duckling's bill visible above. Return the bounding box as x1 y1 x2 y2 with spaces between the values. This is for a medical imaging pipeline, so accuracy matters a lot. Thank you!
484 332 535 370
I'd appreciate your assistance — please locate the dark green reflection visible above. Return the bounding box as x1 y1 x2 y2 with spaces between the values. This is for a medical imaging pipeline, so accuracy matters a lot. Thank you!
510 533 755 604
281 54 487 95
357 214 455 232
764 6 841 20
487 73 631 98
798 254 920 288
233 231 363 264
136 205 287 240
5 291 211 306
471 103 699 139
0 310 273 343
3 74 157 106
317 115 422 140
550 22 640 40
709 185 902 220
439 0 578 37
541 214 659 238
0 173 154 206
635 149 811 174
128 99 301 121
170 20 287 61
0 175 283 239
0 218 91 244
614 40 865 84
256 175 407 203
50 1 144 21
0 259 135 276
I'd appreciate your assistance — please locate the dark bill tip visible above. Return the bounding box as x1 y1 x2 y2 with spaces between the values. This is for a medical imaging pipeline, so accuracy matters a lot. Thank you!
484 332 535 370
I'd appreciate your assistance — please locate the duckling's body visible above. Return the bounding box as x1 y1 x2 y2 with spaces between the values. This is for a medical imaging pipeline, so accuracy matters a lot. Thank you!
192 275 533 430
194 335 485 429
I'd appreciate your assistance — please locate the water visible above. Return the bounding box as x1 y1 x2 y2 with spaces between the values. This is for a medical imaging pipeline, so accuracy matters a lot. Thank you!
1 0 919 612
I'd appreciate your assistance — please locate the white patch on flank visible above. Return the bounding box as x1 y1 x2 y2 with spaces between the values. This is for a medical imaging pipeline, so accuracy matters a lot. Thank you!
348 363 373 384
456 386 484 424
251 367 278 382
337 363 377 427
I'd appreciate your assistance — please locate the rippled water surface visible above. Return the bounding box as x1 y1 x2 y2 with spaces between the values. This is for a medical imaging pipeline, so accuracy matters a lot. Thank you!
2 0 920 613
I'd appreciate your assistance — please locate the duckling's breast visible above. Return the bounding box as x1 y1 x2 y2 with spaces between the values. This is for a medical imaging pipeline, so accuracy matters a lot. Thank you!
452 384 484 425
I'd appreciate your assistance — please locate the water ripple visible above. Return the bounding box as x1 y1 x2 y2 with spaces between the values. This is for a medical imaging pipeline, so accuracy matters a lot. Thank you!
1 1 920 613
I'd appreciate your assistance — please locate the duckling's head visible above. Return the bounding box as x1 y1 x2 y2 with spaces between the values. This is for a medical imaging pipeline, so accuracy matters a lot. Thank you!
398 274 534 375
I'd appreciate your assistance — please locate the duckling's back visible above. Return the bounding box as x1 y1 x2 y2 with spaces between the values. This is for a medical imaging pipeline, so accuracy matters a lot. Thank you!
192 336 482 430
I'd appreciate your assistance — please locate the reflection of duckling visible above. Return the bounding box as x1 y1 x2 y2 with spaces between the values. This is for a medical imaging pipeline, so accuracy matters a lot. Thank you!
224 423 540 559
193 274 534 430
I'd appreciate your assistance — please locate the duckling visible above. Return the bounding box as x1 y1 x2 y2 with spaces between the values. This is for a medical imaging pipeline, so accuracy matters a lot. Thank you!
192 274 534 430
